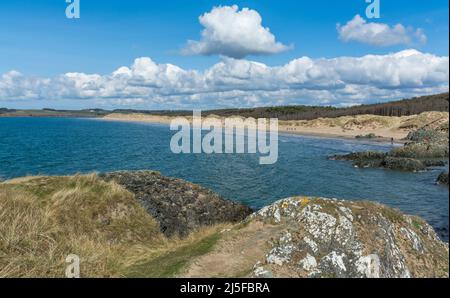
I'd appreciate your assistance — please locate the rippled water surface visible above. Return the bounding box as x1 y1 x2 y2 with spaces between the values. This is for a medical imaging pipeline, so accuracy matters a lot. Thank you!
1 117 448 241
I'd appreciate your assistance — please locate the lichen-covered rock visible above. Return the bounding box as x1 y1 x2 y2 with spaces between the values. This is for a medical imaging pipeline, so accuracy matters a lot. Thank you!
100 171 252 237
249 197 449 278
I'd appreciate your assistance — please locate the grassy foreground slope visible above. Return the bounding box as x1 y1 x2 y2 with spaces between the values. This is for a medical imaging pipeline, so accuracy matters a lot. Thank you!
0 174 225 277
1 174 448 278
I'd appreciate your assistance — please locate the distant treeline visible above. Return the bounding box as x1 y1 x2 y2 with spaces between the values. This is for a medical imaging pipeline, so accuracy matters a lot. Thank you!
1 93 448 120
113 93 449 120
0 108 110 117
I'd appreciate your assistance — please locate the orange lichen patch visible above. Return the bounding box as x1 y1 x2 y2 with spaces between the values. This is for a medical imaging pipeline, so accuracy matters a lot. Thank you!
299 198 310 207
281 201 290 209
288 196 311 208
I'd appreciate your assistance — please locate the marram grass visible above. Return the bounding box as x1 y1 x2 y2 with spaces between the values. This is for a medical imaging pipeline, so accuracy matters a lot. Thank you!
0 174 224 277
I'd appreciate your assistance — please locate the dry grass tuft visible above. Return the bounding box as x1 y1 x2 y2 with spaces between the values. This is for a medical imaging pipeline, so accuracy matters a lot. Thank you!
0 174 223 277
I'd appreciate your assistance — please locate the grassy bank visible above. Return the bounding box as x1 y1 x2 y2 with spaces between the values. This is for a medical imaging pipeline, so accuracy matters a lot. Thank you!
0 174 224 277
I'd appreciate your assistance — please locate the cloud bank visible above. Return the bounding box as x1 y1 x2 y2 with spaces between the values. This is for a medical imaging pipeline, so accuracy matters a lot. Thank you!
183 5 290 58
337 15 427 47
1 50 448 109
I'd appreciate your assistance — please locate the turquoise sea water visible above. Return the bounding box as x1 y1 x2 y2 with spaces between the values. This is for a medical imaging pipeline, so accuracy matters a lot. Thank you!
0 117 448 241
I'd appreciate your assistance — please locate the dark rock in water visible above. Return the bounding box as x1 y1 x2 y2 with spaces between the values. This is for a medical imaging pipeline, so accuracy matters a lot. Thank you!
330 152 430 171
422 160 447 167
100 171 253 237
329 151 386 161
330 127 449 172
437 172 449 186
352 159 383 169
329 151 386 169
351 157 445 172
381 157 426 172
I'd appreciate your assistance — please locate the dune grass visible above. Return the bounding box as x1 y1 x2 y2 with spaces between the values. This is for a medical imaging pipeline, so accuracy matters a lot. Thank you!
0 174 224 277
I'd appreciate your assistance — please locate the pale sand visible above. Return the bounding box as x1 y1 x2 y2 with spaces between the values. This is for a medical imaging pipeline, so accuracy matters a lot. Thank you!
102 111 449 143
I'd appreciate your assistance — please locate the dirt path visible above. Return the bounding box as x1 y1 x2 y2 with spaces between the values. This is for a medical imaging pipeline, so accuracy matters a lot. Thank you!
179 221 283 278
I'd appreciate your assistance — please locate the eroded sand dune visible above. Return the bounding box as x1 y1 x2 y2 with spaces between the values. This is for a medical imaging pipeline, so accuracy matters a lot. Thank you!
103 111 449 142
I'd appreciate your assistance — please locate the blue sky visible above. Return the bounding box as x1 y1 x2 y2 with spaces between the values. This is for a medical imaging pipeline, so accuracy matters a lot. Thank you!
0 0 448 109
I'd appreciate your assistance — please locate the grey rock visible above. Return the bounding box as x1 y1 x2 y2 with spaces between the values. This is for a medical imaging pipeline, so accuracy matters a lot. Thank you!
330 127 449 172
249 197 449 278
100 171 252 237
253 264 273 278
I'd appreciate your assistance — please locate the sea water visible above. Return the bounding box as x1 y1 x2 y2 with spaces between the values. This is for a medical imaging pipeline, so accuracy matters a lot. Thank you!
1 117 448 241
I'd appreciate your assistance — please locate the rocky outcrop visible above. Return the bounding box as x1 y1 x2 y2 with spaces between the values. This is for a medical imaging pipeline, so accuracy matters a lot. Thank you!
98 171 448 277
330 127 449 172
392 128 449 159
100 171 252 237
247 197 448 278
436 172 449 186
330 152 446 172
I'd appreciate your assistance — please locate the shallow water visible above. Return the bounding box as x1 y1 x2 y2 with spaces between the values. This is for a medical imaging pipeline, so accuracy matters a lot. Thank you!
1 117 448 241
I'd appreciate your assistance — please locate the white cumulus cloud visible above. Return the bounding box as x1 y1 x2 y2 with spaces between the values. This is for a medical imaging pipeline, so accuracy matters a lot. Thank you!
183 5 290 58
337 15 427 47
0 50 448 109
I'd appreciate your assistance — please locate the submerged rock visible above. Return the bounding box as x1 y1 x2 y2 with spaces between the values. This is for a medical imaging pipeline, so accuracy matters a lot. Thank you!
248 197 448 278
100 171 252 237
436 172 449 186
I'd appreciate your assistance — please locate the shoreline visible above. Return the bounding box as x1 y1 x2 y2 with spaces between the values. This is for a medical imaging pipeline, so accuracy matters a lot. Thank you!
99 114 409 145
4 111 447 146
278 131 404 145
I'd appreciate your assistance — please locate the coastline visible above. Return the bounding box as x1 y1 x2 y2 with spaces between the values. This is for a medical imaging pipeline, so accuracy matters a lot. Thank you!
100 113 424 144
277 130 403 145
3 109 448 145
4 111 447 145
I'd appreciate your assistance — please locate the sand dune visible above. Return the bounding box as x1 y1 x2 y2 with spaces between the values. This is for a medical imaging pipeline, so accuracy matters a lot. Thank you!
102 111 449 142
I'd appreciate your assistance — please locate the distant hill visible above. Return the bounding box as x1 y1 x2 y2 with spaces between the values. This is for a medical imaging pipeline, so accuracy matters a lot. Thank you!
1 93 448 120
0 108 110 117
122 93 448 121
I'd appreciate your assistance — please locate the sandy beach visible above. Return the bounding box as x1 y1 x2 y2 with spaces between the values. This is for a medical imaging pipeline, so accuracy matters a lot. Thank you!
102 111 449 143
